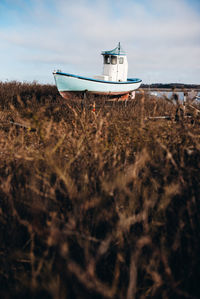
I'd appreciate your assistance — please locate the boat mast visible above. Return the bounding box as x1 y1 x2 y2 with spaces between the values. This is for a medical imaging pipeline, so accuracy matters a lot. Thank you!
118 42 120 54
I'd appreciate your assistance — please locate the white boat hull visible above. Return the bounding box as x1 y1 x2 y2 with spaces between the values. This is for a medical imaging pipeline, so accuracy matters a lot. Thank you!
53 71 142 100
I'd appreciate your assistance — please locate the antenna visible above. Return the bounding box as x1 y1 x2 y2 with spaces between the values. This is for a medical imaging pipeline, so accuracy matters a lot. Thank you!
118 42 120 54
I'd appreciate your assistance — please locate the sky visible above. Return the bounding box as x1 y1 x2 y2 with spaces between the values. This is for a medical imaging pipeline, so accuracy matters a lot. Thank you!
0 0 200 84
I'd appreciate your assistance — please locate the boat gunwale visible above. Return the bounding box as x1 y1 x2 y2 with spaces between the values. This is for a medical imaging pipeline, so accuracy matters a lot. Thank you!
54 71 142 85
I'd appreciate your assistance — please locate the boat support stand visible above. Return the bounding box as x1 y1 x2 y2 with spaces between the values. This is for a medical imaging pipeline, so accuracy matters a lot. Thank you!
81 90 88 109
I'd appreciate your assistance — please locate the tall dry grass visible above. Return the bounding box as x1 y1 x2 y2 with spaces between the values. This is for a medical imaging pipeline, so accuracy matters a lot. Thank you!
0 82 200 298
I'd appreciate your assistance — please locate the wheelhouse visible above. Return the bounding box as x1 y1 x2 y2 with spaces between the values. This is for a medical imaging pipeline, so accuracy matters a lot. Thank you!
101 43 128 82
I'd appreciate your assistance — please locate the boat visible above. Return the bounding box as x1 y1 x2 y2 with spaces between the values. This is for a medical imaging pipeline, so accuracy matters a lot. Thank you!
53 43 142 101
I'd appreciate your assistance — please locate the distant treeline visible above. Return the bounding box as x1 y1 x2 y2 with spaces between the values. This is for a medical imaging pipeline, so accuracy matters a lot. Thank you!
141 83 200 89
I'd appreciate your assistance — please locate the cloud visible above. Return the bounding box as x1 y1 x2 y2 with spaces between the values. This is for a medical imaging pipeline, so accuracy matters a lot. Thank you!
0 0 200 83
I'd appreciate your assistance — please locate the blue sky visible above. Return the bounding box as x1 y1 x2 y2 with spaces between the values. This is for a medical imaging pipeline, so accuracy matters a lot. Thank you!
0 0 200 84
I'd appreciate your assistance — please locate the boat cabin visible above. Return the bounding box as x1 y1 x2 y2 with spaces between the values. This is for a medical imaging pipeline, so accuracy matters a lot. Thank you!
102 43 128 82
94 43 128 82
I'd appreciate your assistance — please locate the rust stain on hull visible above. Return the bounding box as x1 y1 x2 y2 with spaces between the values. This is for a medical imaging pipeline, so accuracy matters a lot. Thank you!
59 91 130 101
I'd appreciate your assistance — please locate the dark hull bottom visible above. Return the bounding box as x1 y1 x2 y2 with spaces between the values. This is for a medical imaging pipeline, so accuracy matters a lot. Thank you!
59 91 131 101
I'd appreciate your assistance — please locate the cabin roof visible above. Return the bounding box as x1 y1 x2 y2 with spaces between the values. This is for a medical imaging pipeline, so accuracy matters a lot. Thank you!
101 42 126 56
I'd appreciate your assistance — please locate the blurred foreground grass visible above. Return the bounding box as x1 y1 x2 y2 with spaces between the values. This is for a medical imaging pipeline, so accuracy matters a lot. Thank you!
0 81 200 298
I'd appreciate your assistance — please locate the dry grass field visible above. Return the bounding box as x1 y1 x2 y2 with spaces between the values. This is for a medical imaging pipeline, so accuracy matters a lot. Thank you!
0 81 200 298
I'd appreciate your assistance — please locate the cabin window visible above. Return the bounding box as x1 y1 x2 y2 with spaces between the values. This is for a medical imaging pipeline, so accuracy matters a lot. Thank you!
119 57 124 64
111 56 117 65
104 55 110 64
